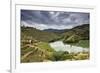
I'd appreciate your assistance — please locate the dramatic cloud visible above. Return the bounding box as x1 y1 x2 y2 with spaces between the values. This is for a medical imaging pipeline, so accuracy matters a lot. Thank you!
21 10 90 30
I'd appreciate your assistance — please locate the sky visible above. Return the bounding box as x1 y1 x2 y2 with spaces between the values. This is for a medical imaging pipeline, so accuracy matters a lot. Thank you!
21 10 90 30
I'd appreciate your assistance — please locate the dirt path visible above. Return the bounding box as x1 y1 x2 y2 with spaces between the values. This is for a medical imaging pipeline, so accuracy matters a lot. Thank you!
21 43 47 61
21 51 33 60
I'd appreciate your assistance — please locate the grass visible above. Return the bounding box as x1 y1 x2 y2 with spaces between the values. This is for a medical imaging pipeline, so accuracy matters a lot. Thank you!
21 39 89 63
21 41 56 62
21 47 34 56
37 42 55 52
21 25 90 63
65 40 89 48
75 40 89 48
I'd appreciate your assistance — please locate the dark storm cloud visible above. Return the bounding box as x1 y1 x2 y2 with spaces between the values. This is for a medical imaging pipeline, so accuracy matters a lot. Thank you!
21 10 89 30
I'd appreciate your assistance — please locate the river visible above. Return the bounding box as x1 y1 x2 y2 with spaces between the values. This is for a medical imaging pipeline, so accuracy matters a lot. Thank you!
50 41 89 53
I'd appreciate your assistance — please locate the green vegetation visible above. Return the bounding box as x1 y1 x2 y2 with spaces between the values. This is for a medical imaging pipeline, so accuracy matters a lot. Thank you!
63 40 89 48
21 26 60 42
75 40 89 48
21 39 55 62
63 34 81 43
21 24 90 63
21 47 34 56
37 42 55 52
62 24 89 48
53 51 73 61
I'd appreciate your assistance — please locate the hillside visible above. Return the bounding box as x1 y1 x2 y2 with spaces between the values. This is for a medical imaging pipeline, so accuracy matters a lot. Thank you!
21 24 89 47
62 24 89 47
21 24 89 62
21 26 60 42
63 24 89 40
21 40 56 62
43 24 89 45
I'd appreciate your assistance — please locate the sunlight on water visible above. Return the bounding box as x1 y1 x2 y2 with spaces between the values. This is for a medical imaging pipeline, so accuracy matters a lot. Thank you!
50 41 89 53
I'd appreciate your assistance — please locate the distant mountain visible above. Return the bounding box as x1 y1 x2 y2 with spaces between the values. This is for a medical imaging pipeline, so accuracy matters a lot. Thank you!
43 29 67 33
43 24 89 34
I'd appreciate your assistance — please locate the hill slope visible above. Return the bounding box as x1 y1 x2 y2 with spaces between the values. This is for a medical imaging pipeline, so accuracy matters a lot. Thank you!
21 24 90 62
62 24 89 47
21 26 60 42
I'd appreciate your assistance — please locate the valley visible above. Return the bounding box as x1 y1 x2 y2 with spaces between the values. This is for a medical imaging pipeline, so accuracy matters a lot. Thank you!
21 24 90 63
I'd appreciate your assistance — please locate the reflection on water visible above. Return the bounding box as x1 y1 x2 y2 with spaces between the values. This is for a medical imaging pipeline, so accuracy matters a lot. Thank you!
50 41 89 53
